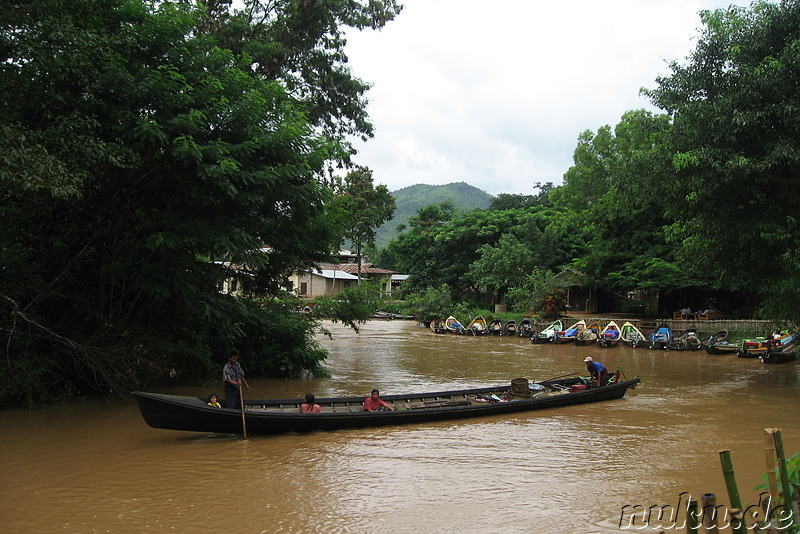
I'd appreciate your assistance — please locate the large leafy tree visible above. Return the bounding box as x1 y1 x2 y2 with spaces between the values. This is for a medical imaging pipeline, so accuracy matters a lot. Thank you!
467 234 535 304
642 0 800 320
329 166 395 281
0 0 400 405
552 110 687 297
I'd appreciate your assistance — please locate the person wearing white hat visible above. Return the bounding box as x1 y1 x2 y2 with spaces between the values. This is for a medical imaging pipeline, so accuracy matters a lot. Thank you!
584 356 608 387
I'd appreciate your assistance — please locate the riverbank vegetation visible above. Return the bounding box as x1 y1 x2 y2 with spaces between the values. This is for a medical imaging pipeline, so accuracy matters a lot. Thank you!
381 1 800 327
2 0 799 406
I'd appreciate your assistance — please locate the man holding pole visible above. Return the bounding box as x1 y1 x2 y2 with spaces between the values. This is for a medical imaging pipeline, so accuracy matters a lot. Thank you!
223 349 250 409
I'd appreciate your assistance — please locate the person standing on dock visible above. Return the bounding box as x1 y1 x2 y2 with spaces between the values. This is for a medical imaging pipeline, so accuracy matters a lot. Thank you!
223 349 250 409
583 357 609 387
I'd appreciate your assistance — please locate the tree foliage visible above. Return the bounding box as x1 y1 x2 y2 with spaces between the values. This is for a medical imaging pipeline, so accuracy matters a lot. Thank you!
400 285 455 327
312 281 383 333
0 0 399 406
467 235 536 303
642 0 800 319
328 166 395 280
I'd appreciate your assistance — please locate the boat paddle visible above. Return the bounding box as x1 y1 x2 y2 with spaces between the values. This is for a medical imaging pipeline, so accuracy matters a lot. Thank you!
238 385 248 440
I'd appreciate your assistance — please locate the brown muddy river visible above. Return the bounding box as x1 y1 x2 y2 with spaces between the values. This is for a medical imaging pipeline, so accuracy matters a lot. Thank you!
2 320 799 533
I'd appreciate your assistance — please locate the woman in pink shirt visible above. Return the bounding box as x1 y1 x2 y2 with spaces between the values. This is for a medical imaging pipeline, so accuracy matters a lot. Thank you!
363 389 394 411
300 393 321 413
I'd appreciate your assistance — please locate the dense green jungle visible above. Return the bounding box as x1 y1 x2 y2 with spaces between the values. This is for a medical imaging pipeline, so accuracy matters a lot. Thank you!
2 0 799 406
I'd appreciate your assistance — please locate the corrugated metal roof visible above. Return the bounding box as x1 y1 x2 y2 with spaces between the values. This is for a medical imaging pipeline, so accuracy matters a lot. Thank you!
309 269 360 280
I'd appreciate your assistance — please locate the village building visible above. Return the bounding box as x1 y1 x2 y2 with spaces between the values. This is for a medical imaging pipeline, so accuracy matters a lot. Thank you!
286 251 402 299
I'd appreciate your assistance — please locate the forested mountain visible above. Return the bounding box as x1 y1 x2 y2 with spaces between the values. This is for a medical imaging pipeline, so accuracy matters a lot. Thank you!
375 182 492 246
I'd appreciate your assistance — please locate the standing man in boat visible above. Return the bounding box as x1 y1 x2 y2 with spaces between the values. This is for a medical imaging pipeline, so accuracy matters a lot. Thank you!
223 349 250 409
583 357 609 388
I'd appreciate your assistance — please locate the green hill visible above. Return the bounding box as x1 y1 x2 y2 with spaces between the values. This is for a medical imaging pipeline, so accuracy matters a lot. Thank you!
375 182 493 247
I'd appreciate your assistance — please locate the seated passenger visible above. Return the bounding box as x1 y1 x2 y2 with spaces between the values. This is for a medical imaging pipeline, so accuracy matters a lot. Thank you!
300 393 321 413
363 389 395 412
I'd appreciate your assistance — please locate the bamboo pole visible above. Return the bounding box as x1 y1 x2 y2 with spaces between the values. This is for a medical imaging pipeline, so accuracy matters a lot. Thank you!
686 497 700 534
700 493 720 534
765 429 779 506
719 449 748 534
772 429 798 529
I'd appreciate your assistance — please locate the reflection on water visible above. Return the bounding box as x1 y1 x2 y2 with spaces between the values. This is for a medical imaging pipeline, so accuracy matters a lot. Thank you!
2 320 799 533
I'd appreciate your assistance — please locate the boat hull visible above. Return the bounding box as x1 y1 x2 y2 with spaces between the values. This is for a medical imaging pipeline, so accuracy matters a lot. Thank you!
761 350 797 364
705 344 740 355
133 378 640 436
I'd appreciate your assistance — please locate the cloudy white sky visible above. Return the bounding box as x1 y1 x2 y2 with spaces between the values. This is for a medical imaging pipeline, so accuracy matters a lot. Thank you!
343 0 740 195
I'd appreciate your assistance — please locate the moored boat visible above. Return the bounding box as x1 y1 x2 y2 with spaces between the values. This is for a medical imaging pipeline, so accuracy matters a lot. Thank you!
597 321 621 348
737 336 770 358
465 315 488 336
620 321 647 348
705 339 741 355
531 319 563 343
518 319 535 338
761 333 798 364
430 318 447 334
554 319 586 344
669 326 702 351
706 329 729 345
445 315 465 334
488 318 503 335
648 324 672 350
503 320 518 336
133 375 640 436
575 321 601 346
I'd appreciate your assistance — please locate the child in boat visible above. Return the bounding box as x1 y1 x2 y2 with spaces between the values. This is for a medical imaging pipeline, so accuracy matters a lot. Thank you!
207 394 221 407
300 393 321 413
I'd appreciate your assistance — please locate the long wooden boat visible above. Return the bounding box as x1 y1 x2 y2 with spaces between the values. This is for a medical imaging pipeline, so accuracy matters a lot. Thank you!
531 319 563 343
619 321 646 348
574 321 601 346
554 319 586 344
465 315 488 336
597 320 621 348
132 376 640 436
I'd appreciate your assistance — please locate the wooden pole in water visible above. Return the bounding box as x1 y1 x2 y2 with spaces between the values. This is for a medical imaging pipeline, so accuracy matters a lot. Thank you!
686 497 700 534
773 429 798 528
238 386 248 441
719 450 747 534
700 493 720 534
